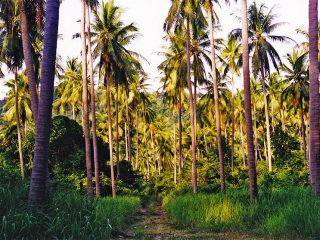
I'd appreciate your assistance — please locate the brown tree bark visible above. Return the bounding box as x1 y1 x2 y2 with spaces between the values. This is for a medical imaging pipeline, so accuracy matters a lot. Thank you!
81 0 93 198
241 0 258 200
178 86 183 175
19 1 39 123
115 82 120 178
28 0 60 205
186 19 197 193
208 2 225 193
86 6 100 197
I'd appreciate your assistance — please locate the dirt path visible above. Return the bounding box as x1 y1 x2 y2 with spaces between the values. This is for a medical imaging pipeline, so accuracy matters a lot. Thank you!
118 204 263 240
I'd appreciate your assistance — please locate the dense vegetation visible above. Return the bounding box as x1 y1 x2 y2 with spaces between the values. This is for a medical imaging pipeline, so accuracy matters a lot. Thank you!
1 0 320 238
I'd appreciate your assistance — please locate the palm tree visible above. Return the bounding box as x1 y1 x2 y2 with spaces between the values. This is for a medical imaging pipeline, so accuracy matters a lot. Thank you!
81 0 93 198
164 0 205 193
240 0 258 200
281 50 309 161
232 2 292 172
86 0 100 197
221 35 241 171
0 0 25 179
308 0 320 196
28 0 60 205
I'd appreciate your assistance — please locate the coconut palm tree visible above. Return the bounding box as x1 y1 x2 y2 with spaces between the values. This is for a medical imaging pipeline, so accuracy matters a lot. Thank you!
164 0 205 193
221 35 241 171
28 0 60 205
308 0 320 196
281 50 309 161
0 0 25 179
240 0 258 200
232 2 292 172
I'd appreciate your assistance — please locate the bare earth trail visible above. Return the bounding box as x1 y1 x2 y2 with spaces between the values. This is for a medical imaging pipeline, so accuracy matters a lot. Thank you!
118 204 264 240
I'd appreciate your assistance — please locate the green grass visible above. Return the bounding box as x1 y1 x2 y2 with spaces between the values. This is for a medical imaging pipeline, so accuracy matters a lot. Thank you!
164 187 320 238
0 168 141 239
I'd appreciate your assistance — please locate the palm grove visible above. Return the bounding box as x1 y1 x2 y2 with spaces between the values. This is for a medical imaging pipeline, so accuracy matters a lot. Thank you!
1 0 320 209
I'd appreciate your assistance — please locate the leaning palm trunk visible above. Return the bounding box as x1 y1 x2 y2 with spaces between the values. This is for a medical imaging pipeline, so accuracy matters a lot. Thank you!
86 6 100 197
208 3 225 192
241 0 258 200
28 0 60 205
19 1 39 123
261 72 272 172
186 19 197 193
231 76 235 170
13 67 25 179
107 76 116 198
81 0 93 197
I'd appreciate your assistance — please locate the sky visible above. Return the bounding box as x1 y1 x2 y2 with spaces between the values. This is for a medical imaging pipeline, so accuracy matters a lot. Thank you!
0 0 315 98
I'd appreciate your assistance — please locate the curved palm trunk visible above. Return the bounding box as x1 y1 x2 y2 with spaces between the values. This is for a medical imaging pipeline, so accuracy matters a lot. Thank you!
14 67 25 179
115 82 120 178
186 19 197 193
106 76 116 198
86 6 100 197
208 3 225 192
261 72 272 172
81 0 93 197
241 0 258 200
28 0 60 205
178 86 183 175
19 1 39 123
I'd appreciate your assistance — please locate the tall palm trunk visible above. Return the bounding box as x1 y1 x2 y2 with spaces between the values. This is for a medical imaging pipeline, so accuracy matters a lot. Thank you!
36 0 44 31
135 99 139 170
125 90 132 164
186 19 197 193
300 100 307 161
178 86 183 175
208 3 225 192
115 82 120 178
28 0 60 205
261 71 272 171
271 98 275 132
107 76 116 198
253 104 258 161
240 121 245 167
81 0 93 197
86 6 100 197
19 1 39 123
13 67 25 179
231 76 235 170
241 0 258 200
173 111 177 184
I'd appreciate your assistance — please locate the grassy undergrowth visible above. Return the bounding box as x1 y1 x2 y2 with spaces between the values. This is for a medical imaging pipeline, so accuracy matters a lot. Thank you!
0 168 140 239
164 187 320 238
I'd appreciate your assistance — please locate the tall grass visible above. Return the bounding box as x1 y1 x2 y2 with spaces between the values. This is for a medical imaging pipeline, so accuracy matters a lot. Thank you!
165 187 320 237
0 168 140 239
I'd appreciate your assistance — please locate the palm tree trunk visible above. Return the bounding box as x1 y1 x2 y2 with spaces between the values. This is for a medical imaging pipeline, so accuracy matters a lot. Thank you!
271 98 275 132
208 3 225 193
178 86 183 175
13 67 25 179
86 6 100 197
28 0 60 205
81 0 93 198
300 101 307 161
107 76 116 198
173 111 177 184
231 76 235 171
281 107 286 132
36 0 44 31
241 0 258 200
186 19 197 193
135 100 139 170
19 1 39 123
261 71 272 172
115 82 120 178
125 90 132 164
240 121 245 167
253 104 258 162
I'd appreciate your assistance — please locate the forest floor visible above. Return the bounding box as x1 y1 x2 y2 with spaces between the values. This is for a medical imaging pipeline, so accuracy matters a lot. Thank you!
118 203 264 240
